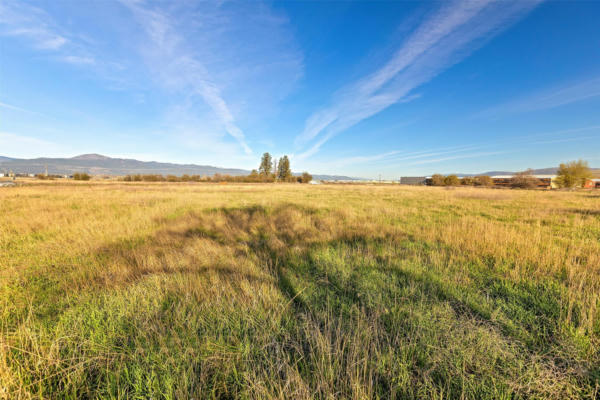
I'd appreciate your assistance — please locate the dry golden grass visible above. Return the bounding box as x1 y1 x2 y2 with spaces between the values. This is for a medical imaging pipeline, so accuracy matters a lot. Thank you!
1 182 599 398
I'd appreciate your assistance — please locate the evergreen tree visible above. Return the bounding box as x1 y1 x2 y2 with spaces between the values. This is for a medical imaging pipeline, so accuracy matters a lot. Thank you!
258 152 272 176
277 155 292 181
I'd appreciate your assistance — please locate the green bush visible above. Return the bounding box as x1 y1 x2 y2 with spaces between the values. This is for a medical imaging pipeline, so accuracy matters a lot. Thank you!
430 174 445 186
474 175 494 186
443 175 460 186
73 173 91 181
555 160 592 188
299 172 313 183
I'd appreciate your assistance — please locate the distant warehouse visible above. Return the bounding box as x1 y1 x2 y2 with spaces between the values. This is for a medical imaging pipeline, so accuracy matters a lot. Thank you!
400 177 427 185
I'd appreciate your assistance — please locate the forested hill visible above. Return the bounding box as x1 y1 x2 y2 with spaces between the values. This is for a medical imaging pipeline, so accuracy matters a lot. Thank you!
0 154 360 180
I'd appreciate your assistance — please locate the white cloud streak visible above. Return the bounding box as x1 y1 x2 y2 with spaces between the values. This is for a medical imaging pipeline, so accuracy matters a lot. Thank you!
328 150 405 167
477 76 600 117
1 0 300 164
321 125 599 170
61 55 96 65
120 0 253 154
0 101 36 114
295 0 543 160
0 1 98 64
407 150 509 165
0 1 67 50
310 144 482 170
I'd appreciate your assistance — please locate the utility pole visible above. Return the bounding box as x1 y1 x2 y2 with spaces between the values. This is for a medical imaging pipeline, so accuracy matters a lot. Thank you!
379 174 381 183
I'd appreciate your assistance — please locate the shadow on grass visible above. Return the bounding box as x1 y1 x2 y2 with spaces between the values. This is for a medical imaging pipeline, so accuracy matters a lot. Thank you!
142 205 576 350
11 203 596 398
93 204 582 351
193 204 597 395
562 208 600 216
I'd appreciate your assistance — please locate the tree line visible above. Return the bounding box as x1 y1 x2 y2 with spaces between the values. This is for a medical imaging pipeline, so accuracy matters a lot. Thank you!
430 174 494 187
122 153 313 183
429 160 595 189
35 173 90 181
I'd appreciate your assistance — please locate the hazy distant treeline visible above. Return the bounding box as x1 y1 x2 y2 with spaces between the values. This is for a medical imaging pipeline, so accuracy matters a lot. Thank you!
121 171 313 184
122 152 313 183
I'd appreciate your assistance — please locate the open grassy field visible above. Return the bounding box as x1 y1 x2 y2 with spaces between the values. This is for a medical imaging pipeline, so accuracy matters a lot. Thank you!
1 182 599 399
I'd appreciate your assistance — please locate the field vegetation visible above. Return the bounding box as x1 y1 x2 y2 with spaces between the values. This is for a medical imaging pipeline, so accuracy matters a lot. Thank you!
1 182 599 399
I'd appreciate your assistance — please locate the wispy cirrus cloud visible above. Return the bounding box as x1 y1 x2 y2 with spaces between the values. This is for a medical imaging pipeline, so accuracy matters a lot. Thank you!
321 125 600 171
119 0 302 156
406 127 600 166
0 0 96 63
1 0 302 162
295 0 543 160
407 150 509 165
309 144 482 171
60 55 96 65
477 76 600 117
327 150 405 167
0 1 67 50
0 101 42 116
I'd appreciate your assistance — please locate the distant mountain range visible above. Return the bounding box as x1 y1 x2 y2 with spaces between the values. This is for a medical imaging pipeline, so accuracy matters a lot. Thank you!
0 154 360 181
2 154 597 181
456 167 600 177
0 154 249 176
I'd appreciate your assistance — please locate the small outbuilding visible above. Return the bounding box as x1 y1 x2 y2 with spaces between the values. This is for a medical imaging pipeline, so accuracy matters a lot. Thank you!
586 179 600 189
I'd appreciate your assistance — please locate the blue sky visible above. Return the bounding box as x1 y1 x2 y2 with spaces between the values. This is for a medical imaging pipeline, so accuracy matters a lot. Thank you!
1 0 599 178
